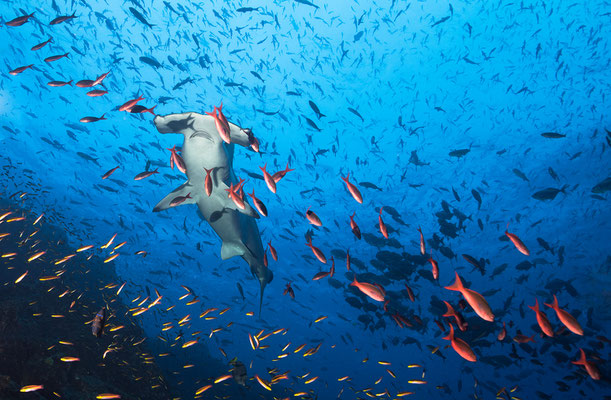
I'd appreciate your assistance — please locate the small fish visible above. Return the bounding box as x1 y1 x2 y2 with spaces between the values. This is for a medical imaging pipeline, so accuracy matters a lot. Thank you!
129 7 154 28
449 148 470 158
92 307 107 338
541 132 566 138
531 185 568 201
309 101 325 119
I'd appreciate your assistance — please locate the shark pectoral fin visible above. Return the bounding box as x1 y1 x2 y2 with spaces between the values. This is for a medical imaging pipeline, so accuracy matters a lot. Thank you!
215 181 259 218
153 181 195 212
220 241 247 260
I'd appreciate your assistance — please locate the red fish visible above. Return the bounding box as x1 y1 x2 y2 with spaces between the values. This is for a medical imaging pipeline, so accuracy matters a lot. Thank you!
226 183 245 210
204 168 214 196
528 298 554 337
306 207 322 226
544 295 583 335
48 80 72 87
86 89 107 96
404 283 415 302
216 102 230 135
497 322 507 341
9 64 34 76
260 164 276 193
443 324 476 362
442 301 468 331
305 237 326 264
80 114 106 123
428 251 439 280
350 273 385 302
349 212 361 239
166 146 185 174
170 193 191 207
134 168 159 180
283 282 295 299
205 107 231 144
247 189 267 217
417 226 426 255
329 256 335 277
93 71 110 86
76 79 95 87
268 241 278 262
5 13 34 27
312 270 330 280
272 163 294 183
50 13 76 25
101 166 120 180
341 174 363 203
31 37 52 51
444 271 494 322
44 53 69 63
571 348 600 380
119 95 144 111
505 224 529 256
378 207 388 239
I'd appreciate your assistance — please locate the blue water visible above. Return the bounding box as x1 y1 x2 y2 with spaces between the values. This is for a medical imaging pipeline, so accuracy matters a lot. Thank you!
1 0 610 399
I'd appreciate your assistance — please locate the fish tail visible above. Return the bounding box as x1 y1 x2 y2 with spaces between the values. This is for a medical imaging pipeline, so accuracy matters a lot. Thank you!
560 184 569 193
528 298 539 312
442 324 454 341
571 348 587 365
444 271 464 292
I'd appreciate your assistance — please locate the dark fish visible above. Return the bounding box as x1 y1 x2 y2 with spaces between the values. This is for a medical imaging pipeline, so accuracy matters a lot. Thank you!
236 283 245 300
224 82 243 87
91 307 107 337
304 116 321 131
591 177 611 194
237 7 260 12
548 167 559 181
294 0 319 8
129 7 154 28
452 187 460 201
173 77 194 90
250 71 264 82
449 148 470 158
541 132 566 138
140 56 162 68
354 31 364 41
471 189 482 209
359 182 383 191
512 168 529 182
308 101 325 119
531 185 568 201
347 107 364 121
229 357 247 386
537 237 554 254
462 254 485 275
432 15 450 26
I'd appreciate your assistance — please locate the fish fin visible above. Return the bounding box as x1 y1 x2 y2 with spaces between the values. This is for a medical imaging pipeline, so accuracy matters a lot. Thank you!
153 182 195 212
442 324 454 340
444 271 464 292
220 241 247 260
571 349 587 365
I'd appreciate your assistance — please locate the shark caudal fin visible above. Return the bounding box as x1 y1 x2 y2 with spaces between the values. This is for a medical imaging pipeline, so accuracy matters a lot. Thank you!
258 267 274 316
153 182 196 212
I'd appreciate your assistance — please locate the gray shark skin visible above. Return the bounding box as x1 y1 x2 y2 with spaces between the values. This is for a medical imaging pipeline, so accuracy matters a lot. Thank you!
152 112 273 314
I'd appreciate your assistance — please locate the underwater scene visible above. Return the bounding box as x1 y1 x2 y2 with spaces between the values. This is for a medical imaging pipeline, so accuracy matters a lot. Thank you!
0 0 609 399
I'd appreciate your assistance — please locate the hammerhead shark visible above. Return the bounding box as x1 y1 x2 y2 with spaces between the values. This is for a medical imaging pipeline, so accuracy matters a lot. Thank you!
152 112 273 314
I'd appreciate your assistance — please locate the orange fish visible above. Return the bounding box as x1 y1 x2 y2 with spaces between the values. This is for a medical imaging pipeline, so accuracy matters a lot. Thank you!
404 283 415 302
378 207 388 238
505 224 529 256
528 298 554 337
204 168 214 196
119 95 144 112
9 64 34 75
341 174 363 203
428 251 439 280
497 322 507 341
544 295 583 335
305 237 326 263
247 189 267 217
443 324 476 362
268 241 278 261
349 212 361 239
350 273 385 302
571 348 600 380
306 207 322 226
271 163 294 183
444 271 494 322
442 301 468 331
260 164 276 193
417 226 425 255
